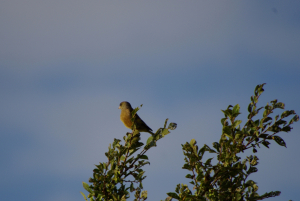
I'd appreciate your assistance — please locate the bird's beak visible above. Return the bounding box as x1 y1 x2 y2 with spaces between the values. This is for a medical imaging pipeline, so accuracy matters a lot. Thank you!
118 106 121 109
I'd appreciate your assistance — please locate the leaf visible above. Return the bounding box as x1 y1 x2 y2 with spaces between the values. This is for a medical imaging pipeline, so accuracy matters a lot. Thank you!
205 157 213 165
273 136 286 147
262 141 270 148
185 174 194 179
281 110 295 119
182 164 192 170
224 133 233 140
258 191 281 199
235 193 242 200
82 182 93 193
270 99 278 106
247 166 258 174
80 192 88 201
139 155 148 160
221 118 227 126
161 128 171 136
254 83 266 96
276 119 287 126
233 120 242 128
212 142 220 152
120 155 126 161
223 126 232 135
263 109 269 118
235 134 242 140
146 136 153 145
168 122 177 130
289 115 299 125
275 102 285 109
190 139 196 146
258 134 269 139
248 103 253 113
166 192 180 199
130 183 134 192
141 190 148 198
262 117 272 123
227 105 233 109
205 145 216 153
253 96 258 103
233 104 240 114
281 126 291 132
164 118 169 128
254 85 259 96
221 109 231 117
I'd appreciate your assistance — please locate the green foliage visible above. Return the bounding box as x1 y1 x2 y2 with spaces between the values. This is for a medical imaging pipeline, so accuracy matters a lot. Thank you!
167 83 298 201
82 83 298 201
81 107 177 201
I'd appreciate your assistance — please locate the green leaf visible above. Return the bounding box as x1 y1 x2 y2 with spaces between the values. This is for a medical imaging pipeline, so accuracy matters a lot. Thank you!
270 99 278 106
247 166 258 174
253 96 258 103
82 182 93 194
258 191 281 199
141 190 148 198
80 192 88 201
161 128 171 136
227 105 233 109
221 109 231 117
289 115 299 125
254 119 260 127
254 83 266 96
221 118 227 126
233 120 242 128
281 110 295 119
190 139 196 146
186 174 194 179
281 126 291 132
139 155 148 160
248 103 253 113
223 126 231 135
233 104 240 115
130 183 134 192
205 157 213 165
146 136 153 145
205 145 216 153
224 133 233 140
168 122 177 130
262 117 272 123
164 118 169 128
275 102 285 109
212 142 220 152
273 136 286 147
276 119 287 126
263 109 269 118
258 134 269 139
182 164 192 170
167 192 180 199
262 141 270 148
235 133 242 140
235 193 242 200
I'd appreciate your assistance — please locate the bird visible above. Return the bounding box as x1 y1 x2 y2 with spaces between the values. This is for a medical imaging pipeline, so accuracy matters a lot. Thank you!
119 101 154 135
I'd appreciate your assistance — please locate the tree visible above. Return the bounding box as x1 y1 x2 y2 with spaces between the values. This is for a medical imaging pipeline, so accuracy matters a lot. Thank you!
81 83 299 201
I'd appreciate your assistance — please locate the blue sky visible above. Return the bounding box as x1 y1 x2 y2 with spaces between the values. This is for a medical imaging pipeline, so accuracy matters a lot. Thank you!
1 1 300 200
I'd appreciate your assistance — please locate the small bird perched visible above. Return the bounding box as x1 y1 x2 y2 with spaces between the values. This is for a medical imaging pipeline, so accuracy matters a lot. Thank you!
119 101 154 135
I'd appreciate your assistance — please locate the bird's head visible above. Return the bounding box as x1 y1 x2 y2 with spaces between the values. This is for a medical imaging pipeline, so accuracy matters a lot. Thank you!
119 101 132 110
